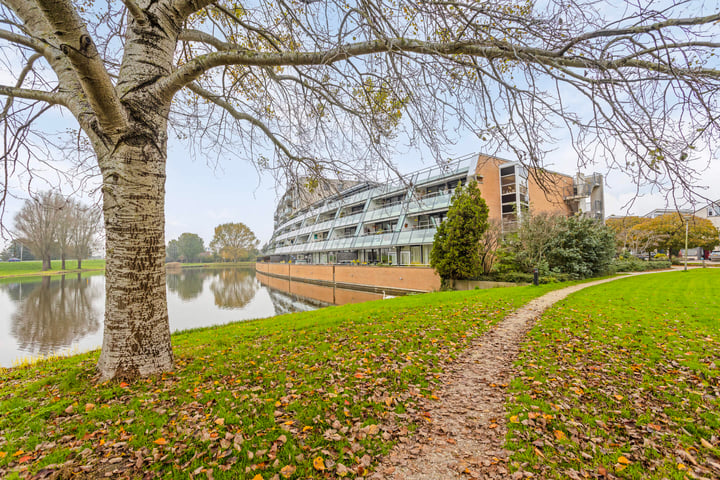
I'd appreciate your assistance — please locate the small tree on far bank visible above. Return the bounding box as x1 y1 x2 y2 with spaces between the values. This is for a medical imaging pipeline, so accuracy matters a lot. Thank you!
175 233 205 263
430 180 489 289
210 223 259 262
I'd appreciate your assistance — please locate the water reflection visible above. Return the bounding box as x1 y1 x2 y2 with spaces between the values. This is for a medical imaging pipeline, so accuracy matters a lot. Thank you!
9 274 102 355
167 269 205 300
210 268 258 309
0 267 332 368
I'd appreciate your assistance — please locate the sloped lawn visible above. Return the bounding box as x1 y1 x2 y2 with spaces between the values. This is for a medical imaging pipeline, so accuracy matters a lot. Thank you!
507 269 720 479
1 283 563 479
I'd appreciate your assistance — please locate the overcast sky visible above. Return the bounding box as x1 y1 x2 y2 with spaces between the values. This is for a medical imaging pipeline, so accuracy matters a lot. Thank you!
2 129 719 253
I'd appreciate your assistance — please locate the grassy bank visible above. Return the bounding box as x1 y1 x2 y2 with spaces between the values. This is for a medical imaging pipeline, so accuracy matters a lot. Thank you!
0 259 106 278
507 269 720 479
0 260 256 279
179 261 256 269
0 283 564 479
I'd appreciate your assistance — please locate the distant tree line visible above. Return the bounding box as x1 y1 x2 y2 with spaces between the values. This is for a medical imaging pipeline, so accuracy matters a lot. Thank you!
166 223 259 263
8 192 103 270
606 214 718 256
12 192 103 269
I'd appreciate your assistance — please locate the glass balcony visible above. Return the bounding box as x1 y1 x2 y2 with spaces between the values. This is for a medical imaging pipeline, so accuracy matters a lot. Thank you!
406 191 452 214
364 203 403 222
395 227 438 245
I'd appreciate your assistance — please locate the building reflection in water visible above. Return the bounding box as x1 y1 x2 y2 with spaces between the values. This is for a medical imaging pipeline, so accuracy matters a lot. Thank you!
255 272 386 309
8 274 102 355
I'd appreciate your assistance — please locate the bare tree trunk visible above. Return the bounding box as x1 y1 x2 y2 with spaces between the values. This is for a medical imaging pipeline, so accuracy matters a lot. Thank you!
77 257 82 269
96 138 173 381
61 254 66 270
43 256 51 271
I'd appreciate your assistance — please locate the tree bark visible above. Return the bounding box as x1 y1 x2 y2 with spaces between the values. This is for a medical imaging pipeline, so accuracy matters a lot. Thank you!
96 135 173 381
77 257 82 269
42 256 51 271
61 254 66 270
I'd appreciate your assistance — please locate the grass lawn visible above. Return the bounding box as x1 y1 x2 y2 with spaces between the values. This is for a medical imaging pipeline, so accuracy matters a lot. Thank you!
507 269 720 479
0 282 566 479
0 259 106 278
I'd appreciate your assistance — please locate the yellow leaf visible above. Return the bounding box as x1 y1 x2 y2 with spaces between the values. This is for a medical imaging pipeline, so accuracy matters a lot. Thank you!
554 430 566 441
313 456 325 471
509 415 519 423
280 465 296 478
302 426 313 432
154 437 167 445
0 452 5 459
614 394 624 401
275 401 282 407
677 463 687 470
252 475 263 480
617 456 630 465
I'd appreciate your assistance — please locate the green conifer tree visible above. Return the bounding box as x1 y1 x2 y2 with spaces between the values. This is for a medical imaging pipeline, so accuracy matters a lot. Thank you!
430 180 489 288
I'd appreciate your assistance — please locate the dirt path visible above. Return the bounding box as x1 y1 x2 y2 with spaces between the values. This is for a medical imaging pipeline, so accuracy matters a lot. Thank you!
371 274 650 480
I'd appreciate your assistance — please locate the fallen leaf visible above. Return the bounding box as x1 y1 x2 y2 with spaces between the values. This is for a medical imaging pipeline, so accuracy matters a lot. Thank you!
313 456 325 471
509 415 519 423
279 465 296 478
553 430 566 441
700 438 713 449
154 438 168 445
617 456 630 465
214 418 225 426
252 475 263 480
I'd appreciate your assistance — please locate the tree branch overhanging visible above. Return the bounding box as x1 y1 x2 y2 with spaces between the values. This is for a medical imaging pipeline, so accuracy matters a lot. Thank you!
186 81 312 166
0 84 66 106
32 0 127 134
157 36 720 100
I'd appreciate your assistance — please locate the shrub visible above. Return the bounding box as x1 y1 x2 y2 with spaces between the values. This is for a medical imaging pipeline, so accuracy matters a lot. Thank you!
611 257 671 272
498 213 616 279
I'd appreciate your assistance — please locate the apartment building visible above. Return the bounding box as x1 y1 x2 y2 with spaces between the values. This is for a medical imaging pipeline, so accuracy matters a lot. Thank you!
261 153 604 265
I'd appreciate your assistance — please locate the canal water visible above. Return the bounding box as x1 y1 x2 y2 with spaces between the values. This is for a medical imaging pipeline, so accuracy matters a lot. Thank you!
0 267 382 368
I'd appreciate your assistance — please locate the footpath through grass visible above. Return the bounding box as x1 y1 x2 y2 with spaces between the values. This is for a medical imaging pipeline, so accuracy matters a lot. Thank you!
0 259 106 278
0 282 564 479
507 269 720 479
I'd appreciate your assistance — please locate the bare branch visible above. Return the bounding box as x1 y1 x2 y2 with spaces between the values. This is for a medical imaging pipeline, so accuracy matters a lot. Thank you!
178 29 233 50
0 84 66 106
186 81 310 164
556 12 720 55
31 0 127 134
119 0 148 26
158 37 720 99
